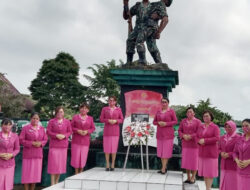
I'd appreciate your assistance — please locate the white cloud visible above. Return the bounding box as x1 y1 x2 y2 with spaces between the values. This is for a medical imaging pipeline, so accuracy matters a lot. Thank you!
0 0 249 120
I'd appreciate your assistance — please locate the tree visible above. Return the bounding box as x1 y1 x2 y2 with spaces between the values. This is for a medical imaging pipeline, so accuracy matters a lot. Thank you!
173 98 233 125
0 76 26 118
29 52 87 118
83 60 121 120
171 105 188 121
83 60 121 99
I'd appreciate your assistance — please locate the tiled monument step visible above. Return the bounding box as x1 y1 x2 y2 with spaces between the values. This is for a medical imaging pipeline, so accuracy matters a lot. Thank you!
43 167 183 190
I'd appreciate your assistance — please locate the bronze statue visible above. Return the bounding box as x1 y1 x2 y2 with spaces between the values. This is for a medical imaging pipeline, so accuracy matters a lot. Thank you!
123 0 173 65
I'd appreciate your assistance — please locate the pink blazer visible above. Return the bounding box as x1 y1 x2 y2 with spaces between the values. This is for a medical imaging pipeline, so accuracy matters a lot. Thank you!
219 134 240 171
233 135 250 176
197 122 220 158
47 118 72 148
0 132 20 168
19 124 48 159
100 106 124 136
71 114 95 146
153 109 178 140
178 118 201 148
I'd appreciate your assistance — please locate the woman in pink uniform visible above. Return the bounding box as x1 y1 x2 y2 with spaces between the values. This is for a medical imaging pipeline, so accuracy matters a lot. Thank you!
233 119 250 190
19 113 48 190
100 96 124 171
47 106 72 185
0 118 20 190
153 97 178 174
197 110 220 190
178 107 201 183
219 120 239 190
71 103 95 174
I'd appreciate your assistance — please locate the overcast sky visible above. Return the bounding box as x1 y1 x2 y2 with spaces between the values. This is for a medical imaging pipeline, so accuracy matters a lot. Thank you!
0 0 249 120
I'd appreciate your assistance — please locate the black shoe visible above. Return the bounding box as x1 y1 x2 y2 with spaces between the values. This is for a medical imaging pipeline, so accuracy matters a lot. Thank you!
150 51 162 64
138 51 147 65
157 170 166 174
110 168 115 171
184 179 191 184
105 168 110 171
126 53 134 64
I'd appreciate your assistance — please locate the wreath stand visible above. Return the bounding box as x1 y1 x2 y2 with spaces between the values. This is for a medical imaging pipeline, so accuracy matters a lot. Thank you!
123 140 150 171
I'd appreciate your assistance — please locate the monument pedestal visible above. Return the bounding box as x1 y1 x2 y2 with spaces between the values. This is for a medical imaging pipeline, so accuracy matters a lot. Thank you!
110 69 179 99
110 68 179 151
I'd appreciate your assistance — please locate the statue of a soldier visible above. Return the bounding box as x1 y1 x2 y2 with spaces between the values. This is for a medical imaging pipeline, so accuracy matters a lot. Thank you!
123 0 173 65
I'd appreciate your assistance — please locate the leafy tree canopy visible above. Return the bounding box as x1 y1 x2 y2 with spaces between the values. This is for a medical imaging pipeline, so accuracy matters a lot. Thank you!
172 98 233 125
83 60 121 120
29 52 87 118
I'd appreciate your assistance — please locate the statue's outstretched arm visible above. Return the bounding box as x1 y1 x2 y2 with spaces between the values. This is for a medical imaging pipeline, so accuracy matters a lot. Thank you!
155 16 168 39
123 0 130 20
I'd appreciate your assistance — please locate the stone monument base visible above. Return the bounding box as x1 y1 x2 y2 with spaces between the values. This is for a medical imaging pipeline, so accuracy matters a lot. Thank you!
44 167 183 190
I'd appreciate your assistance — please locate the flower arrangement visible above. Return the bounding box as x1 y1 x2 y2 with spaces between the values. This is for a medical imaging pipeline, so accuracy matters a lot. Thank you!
123 121 155 145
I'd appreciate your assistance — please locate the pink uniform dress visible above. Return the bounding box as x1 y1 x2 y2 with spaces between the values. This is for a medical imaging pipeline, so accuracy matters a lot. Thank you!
71 114 95 168
47 118 72 174
100 106 124 154
197 122 220 178
0 132 20 190
178 117 201 170
219 121 239 190
153 108 178 159
233 135 250 190
19 124 48 184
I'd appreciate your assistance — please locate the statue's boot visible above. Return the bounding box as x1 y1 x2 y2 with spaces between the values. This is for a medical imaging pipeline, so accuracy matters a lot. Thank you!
138 52 147 65
126 53 134 65
150 51 162 64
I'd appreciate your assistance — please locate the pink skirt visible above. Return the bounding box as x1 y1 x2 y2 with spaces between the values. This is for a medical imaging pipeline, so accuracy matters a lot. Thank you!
198 157 218 178
47 148 67 174
0 165 15 190
71 144 89 168
157 139 174 159
220 169 238 190
181 147 199 170
238 174 250 190
21 158 42 184
103 136 119 154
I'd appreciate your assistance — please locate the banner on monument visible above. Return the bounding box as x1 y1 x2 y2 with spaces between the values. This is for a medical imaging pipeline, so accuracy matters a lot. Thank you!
122 90 162 147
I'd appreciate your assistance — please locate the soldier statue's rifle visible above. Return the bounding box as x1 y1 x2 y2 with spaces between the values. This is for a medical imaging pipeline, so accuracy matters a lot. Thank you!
123 0 133 35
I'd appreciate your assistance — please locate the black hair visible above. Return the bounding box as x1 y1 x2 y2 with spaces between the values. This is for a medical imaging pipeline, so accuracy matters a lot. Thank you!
203 110 214 121
109 96 117 101
161 97 169 103
30 112 40 119
1 118 12 126
79 103 90 110
55 106 64 116
242 119 250 124
186 106 195 113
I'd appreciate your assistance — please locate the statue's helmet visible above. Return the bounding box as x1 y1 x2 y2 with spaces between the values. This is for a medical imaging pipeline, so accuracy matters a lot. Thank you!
165 0 173 7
